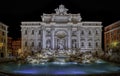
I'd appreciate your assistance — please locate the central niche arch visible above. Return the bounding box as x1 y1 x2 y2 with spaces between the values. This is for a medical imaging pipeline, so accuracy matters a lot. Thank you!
56 30 67 39
55 30 68 50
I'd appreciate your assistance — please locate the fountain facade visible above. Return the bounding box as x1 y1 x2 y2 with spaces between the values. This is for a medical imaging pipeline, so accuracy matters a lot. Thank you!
21 4 102 55
20 4 102 64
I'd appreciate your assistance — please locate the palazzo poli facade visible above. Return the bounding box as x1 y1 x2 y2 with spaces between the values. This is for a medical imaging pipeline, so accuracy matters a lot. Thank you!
0 22 8 58
21 5 102 54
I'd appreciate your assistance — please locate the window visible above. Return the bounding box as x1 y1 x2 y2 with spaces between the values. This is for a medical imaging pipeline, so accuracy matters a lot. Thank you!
3 39 5 43
96 42 98 47
81 30 84 35
46 30 51 36
81 42 84 47
117 30 119 34
88 42 91 47
2 32 5 36
0 38 2 42
1 47 4 51
111 32 114 40
39 42 41 47
96 30 98 35
25 30 27 35
117 30 120 41
88 31 91 35
25 42 27 46
31 42 34 47
32 30 34 35
39 30 41 35
0 53 4 57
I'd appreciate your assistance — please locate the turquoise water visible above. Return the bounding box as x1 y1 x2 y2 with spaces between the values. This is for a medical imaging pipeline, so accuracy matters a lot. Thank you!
0 61 120 75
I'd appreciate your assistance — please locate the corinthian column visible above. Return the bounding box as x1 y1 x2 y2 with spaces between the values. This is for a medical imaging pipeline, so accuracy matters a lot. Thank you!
42 26 46 49
51 26 55 49
35 28 38 48
77 27 80 49
68 26 72 49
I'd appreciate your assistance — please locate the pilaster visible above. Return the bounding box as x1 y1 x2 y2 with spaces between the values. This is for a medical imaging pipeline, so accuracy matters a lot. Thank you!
93 28 95 50
68 26 72 49
85 28 88 49
77 27 80 49
42 26 46 49
51 26 55 49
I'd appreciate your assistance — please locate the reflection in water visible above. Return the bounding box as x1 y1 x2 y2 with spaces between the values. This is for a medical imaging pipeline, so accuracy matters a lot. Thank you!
0 62 120 75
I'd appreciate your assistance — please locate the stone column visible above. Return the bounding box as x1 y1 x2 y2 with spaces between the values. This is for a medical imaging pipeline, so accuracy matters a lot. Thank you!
68 26 72 49
42 26 46 49
5 26 8 58
99 28 102 49
51 26 55 50
93 28 95 50
21 28 23 52
77 27 80 49
22 28 26 52
85 28 88 50
28 28 30 50
65 37 68 49
55 37 57 50
21 27 24 52
35 28 38 49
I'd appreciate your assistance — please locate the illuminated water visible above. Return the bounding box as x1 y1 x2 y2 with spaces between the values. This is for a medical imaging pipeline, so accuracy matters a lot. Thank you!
0 61 120 76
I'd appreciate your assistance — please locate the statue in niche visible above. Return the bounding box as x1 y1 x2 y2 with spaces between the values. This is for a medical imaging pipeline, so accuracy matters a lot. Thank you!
58 39 64 50
46 40 50 49
72 40 76 48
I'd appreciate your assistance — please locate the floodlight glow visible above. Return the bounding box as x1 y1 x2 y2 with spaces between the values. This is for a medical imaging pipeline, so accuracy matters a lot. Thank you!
112 41 118 47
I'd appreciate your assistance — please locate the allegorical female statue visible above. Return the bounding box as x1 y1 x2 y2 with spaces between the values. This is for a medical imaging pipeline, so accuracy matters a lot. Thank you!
58 39 64 50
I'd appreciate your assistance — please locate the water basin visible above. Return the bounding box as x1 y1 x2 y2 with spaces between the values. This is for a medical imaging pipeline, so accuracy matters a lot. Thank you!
0 61 120 76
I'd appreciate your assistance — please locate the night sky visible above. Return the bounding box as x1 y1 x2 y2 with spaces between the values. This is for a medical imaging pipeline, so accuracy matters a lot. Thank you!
0 0 120 39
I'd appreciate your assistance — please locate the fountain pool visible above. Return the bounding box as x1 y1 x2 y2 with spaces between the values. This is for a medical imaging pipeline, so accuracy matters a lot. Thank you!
0 61 120 76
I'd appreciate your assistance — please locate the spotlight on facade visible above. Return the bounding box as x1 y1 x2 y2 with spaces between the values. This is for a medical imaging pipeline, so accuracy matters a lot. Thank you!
0 43 3 48
112 41 118 47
